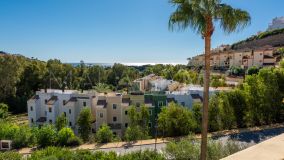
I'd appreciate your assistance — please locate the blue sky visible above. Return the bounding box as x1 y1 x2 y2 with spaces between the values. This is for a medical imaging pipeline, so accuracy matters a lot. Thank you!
0 0 283 64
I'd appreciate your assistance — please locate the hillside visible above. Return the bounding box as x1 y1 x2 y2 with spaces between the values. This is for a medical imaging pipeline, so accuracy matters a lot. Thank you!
231 28 284 50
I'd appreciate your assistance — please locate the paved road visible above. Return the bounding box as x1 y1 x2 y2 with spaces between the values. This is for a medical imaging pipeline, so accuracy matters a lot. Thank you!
97 127 284 155
99 143 166 155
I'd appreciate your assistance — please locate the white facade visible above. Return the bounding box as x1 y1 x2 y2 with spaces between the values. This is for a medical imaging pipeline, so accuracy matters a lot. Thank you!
188 47 277 69
166 85 231 108
149 79 174 91
268 17 284 31
27 89 96 133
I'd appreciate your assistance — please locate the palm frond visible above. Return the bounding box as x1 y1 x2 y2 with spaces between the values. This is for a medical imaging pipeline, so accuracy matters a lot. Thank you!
216 3 251 33
168 0 251 35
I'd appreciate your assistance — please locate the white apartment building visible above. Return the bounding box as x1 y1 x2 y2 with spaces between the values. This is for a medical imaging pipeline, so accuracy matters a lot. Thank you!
27 89 96 134
166 85 231 109
133 74 177 92
188 46 277 69
268 17 284 31
94 92 154 137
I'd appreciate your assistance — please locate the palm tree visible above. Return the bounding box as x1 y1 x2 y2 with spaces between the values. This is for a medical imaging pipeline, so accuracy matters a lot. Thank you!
168 0 250 159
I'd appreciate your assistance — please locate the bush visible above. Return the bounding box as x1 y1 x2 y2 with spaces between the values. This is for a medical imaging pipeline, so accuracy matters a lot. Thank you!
0 121 35 149
158 102 197 136
36 125 57 148
57 127 75 146
228 66 245 76
0 151 22 160
124 125 144 142
164 135 244 160
0 103 9 119
247 66 259 75
96 123 113 143
12 125 36 148
28 147 164 160
120 150 165 160
66 136 82 147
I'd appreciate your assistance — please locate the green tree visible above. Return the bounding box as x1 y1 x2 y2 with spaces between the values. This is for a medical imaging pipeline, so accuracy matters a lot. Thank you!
126 105 150 141
57 127 75 146
226 90 247 128
55 113 68 131
124 125 143 142
173 69 191 84
128 105 150 137
77 108 93 141
247 66 259 75
158 102 196 136
0 55 22 102
96 123 114 143
169 0 250 158
192 103 202 132
36 125 57 147
0 103 9 119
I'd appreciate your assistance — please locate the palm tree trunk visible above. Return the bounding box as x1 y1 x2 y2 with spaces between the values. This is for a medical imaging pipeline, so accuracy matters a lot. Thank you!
200 35 211 160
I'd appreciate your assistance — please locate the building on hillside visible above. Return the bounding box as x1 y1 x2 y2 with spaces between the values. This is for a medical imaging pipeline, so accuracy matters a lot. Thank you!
166 85 232 109
27 89 96 134
133 74 177 92
188 45 278 69
268 16 284 31
132 74 155 92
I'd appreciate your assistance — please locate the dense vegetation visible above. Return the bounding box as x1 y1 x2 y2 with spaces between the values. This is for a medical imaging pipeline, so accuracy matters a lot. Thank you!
158 61 284 136
0 136 243 160
0 52 190 114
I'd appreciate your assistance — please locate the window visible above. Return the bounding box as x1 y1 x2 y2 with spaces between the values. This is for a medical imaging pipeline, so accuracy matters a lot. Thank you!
69 109 71 114
64 112 66 117
100 113 103 118
125 111 128 115
181 102 185 106
113 117 117 122
83 102 86 106
148 122 152 128
63 100 66 105
69 122 72 127
125 123 128 128
113 104 117 109
158 101 164 107
31 118 34 123
149 110 152 115
45 99 48 104
113 132 117 135
49 107 52 113
45 111 47 116
30 106 33 111
49 120 52 123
